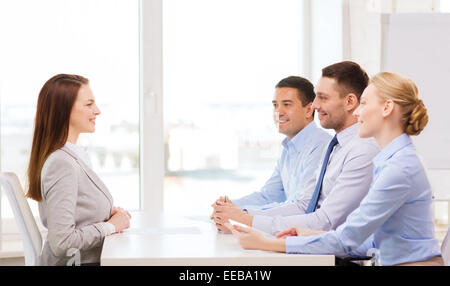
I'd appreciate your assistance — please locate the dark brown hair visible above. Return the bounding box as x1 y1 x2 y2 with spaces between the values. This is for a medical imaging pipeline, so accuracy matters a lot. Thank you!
322 61 369 100
275 76 316 106
26 74 89 201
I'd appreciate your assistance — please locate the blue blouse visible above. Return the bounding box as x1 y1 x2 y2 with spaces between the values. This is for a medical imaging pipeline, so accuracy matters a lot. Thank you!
285 133 441 265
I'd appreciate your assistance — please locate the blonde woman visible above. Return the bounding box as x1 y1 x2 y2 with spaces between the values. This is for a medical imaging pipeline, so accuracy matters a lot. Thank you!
229 72 443 266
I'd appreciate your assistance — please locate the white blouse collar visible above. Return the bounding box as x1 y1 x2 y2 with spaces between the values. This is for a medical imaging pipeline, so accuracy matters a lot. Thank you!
64 141 92 168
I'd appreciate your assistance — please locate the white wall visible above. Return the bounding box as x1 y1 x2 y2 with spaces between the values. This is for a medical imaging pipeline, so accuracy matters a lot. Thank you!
345 0 442 76
344 1 450 224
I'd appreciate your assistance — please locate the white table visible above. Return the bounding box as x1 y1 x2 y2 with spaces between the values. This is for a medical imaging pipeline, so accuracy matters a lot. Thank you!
100 212 335 266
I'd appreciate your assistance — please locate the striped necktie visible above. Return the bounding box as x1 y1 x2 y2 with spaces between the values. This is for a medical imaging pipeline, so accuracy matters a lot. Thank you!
305 135 339 213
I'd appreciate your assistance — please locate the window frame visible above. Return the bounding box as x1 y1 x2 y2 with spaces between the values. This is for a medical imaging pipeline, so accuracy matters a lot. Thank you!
140 0 164 215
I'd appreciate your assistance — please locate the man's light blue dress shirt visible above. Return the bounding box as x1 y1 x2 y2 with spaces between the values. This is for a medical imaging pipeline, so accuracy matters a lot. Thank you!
232 121 331 210
285 134 442 265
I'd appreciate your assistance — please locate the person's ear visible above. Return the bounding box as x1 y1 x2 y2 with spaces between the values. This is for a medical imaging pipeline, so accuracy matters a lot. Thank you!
345 93 358 112
304 102 314 120
382 99 395 118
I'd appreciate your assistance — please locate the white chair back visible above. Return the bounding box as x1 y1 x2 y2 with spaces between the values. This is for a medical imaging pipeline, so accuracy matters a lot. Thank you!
0 172 42 266
442 227 450 266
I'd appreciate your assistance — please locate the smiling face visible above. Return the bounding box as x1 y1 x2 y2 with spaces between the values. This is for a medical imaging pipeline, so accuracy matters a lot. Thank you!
312 77 349 132
69 84 101 135
272 87 313 139
353 84 385 138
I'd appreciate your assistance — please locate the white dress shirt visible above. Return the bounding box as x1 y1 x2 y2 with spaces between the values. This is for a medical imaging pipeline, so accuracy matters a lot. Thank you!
64 142 92 168
249 123 379 234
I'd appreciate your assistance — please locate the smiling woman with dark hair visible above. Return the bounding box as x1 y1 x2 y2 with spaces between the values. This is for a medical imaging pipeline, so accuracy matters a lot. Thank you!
27 74 131 266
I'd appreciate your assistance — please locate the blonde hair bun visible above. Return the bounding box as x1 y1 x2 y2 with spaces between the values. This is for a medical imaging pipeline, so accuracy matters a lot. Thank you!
406 99 428 136
371 72 429 136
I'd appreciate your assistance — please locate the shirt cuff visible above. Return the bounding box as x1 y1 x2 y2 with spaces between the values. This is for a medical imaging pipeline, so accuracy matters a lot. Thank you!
247 208 266 216
102 222 116 236
285 236 309 254
251 215 275 234
231 198 244 209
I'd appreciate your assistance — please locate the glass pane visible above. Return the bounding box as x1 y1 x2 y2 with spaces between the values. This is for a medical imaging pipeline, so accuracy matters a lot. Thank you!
0 0 140 221
163 0 304 216
311 0 342 83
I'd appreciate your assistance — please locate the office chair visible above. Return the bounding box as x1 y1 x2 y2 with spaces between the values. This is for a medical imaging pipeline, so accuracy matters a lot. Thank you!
441 227 450 266
0 172 42 266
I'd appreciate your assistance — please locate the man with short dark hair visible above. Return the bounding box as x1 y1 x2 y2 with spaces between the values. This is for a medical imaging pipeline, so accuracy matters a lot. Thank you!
211 76 330 215
213 61 379 235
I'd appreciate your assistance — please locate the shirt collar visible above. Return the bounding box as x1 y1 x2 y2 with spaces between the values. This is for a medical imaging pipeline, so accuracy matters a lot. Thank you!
65 141 86 153
373 133 412 168
282 121 317 152
335 122 359 147
64 142 92 167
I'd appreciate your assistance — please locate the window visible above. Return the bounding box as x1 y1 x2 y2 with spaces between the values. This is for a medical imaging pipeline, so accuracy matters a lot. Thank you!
162 0 306 216
0 0 140 232
311 0 343 82
441 0 450 12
